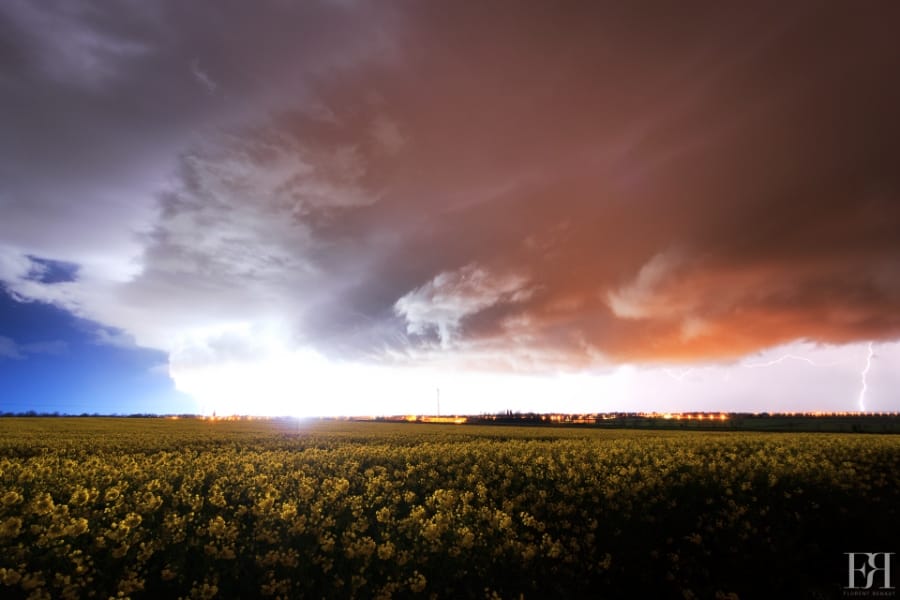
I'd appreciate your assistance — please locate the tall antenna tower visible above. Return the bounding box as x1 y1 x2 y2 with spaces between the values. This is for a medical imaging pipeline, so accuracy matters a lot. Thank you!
436 387 440 416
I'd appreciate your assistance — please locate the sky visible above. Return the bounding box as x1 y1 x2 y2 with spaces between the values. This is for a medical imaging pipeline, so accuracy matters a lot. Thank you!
1 1 899 417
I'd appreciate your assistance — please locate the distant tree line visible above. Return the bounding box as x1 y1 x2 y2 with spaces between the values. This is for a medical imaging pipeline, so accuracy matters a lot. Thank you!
0 411 200 418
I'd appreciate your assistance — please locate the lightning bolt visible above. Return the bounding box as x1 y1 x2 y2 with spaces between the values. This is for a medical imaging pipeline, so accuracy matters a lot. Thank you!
743 354 817 368
664 367 695 382
857 342 874 413
667 351 821 382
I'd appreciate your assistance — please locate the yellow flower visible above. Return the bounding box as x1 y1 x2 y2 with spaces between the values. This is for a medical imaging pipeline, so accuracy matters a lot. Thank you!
66 517 89 536
458 526 475 549
0 516 22 538
0 567 22 586
30 493 55 516
377 541 395 560
69 487 90 506
1 490 22 506
122 512 142 529
408 571 427 593
207 516 227 538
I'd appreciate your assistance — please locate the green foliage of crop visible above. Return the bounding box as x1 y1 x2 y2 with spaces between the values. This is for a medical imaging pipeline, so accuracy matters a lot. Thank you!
0 418 897 599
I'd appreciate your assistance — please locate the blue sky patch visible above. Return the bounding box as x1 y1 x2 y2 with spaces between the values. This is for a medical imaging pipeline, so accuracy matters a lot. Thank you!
26 256 80 284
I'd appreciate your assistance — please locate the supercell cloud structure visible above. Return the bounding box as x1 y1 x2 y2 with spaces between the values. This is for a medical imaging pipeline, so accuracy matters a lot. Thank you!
1 1 899 413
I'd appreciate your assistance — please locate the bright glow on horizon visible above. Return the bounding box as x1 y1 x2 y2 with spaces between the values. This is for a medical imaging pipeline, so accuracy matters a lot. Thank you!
166 325 897 416
166 321 640 416
172 350 636 418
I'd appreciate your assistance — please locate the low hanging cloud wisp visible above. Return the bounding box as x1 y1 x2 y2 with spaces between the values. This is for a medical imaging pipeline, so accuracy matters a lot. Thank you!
395 264 533 348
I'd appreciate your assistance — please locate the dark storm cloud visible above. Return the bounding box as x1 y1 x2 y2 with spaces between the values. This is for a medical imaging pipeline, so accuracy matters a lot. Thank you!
2 1 899 370
0 0 393 267
282 1 900 365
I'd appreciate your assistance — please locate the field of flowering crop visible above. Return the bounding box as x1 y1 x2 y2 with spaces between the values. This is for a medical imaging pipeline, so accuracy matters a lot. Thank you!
0 418 897 599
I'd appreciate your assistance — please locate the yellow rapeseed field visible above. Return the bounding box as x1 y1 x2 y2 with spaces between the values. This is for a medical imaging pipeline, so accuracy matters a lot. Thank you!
0 418 897 599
